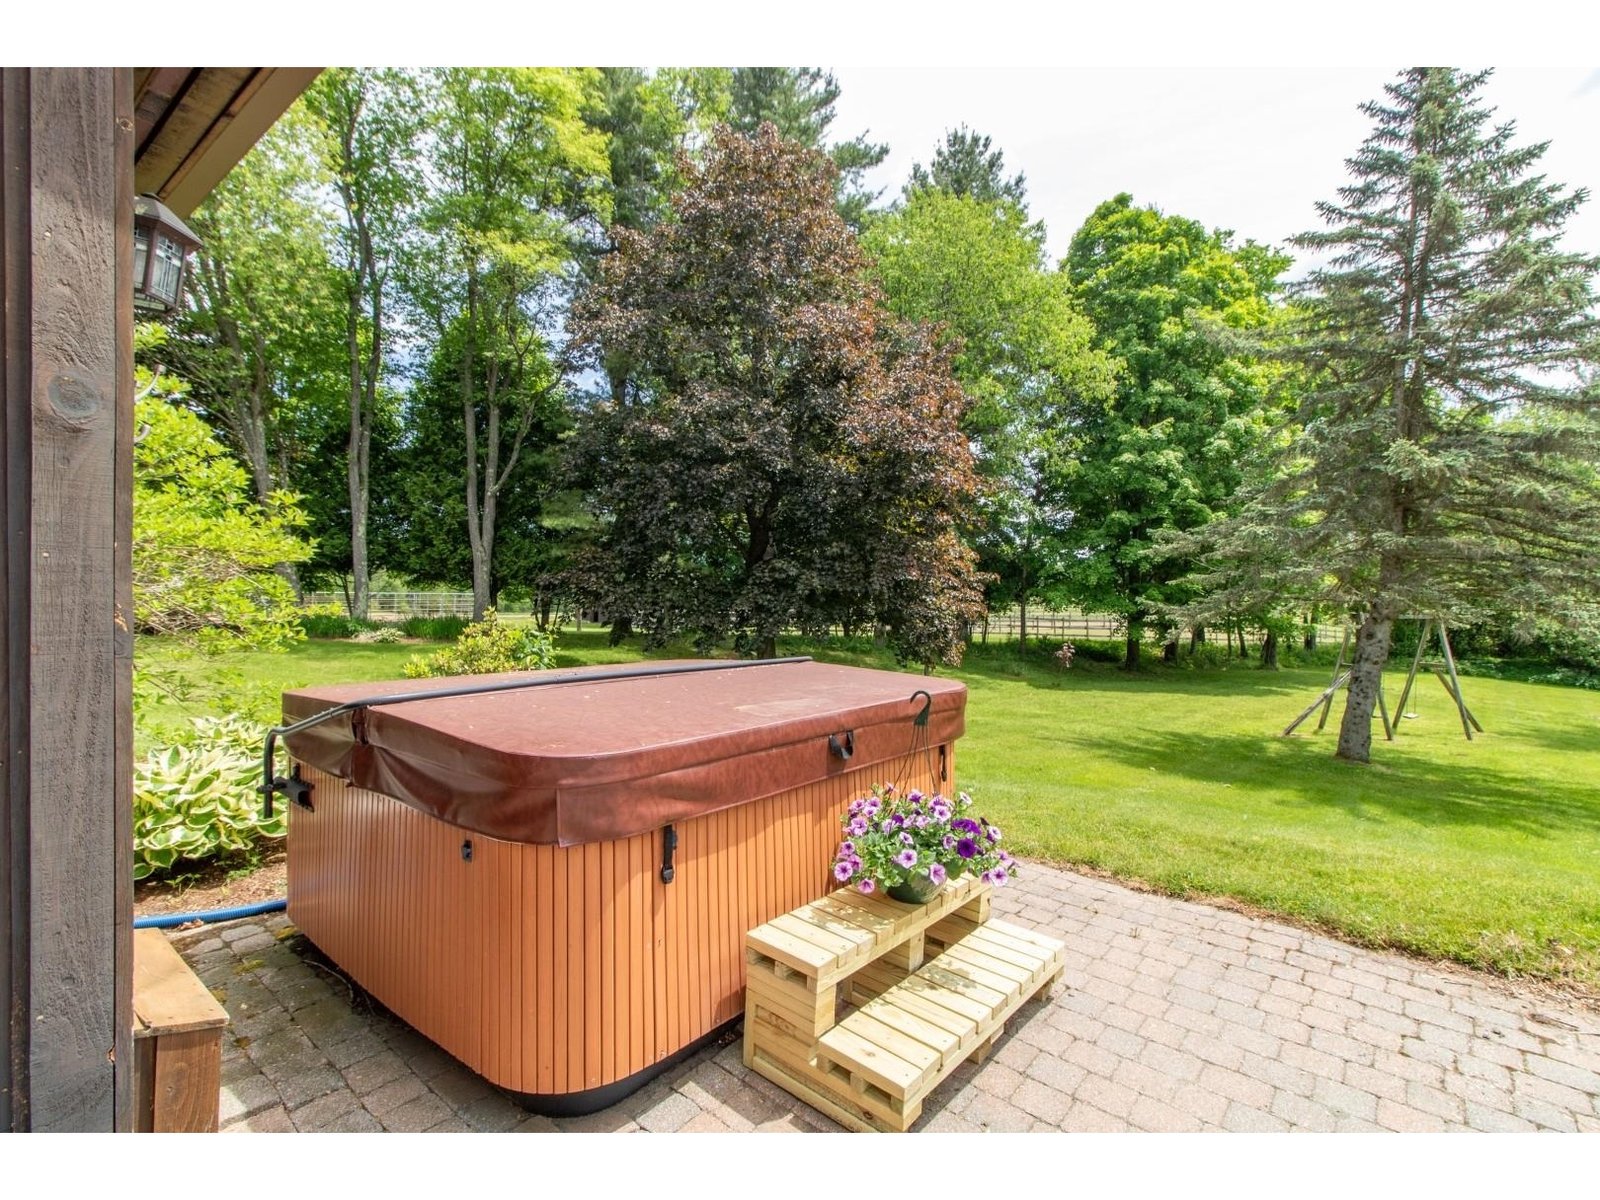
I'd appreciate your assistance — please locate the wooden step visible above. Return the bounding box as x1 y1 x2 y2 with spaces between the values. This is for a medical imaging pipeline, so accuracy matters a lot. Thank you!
132 928 229 1132
807 918 1065 1131
745 875 988 990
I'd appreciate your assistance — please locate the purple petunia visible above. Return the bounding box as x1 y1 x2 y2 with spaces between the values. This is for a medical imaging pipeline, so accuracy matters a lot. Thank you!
930 801 952 821
839 840 855 856
943 834 957 851
895 848 918 869
956 838 979 860
834 860 854 882
986 824 1001 842
907 790 923 804
848 816 868 836
990 867 1009 887
858 878 876 895
927 863 947 886
951 818 980 835
899 831 914 846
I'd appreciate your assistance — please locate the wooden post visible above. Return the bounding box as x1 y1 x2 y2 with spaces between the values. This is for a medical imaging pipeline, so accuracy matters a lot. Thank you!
0 68 134 1132
1314 626 1351 733
1284 670 1350 737
1393 617 1431 730
1435 624 1483 737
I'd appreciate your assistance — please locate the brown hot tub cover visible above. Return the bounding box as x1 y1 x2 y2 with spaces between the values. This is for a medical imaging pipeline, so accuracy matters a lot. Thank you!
282 660 965 847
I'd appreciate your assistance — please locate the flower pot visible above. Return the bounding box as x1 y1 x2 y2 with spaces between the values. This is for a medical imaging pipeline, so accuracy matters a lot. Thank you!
886 872 945 905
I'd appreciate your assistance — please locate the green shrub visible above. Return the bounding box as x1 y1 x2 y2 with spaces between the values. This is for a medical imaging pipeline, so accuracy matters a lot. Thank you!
133 715 282 880
399 615 469 640
297 603 376 639
402 609 555 678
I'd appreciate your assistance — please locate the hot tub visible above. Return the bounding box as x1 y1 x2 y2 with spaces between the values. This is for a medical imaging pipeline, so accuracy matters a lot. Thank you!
280 658 966 1113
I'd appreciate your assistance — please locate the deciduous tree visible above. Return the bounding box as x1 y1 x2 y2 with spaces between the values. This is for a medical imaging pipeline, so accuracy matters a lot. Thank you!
173 105 344 594
303 68 422 619
407 67 611 619
567 125 984 664
865 189 1114 642
132 327 311 652
1060 194 1285 668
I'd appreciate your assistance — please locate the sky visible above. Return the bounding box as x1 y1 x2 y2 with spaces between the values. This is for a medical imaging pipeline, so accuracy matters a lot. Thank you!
832 67 1600 271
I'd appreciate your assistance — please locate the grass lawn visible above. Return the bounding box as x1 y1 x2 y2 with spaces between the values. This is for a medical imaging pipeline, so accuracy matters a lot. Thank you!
136 631 1600 988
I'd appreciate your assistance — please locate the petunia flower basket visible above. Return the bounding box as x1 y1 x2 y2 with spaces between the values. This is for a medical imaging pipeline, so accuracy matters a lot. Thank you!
832 783 1014 904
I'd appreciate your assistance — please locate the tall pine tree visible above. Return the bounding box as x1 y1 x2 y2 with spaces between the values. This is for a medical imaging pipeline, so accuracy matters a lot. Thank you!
904 125 1029 211
1186 69 1600 762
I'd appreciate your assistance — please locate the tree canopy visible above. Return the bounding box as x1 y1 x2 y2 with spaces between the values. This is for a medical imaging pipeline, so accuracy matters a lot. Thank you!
1060 193 1288 667
567 124 985 664
905 124 1030 212
132 327 311 651
1176 68 1600 761
865 188 1115 637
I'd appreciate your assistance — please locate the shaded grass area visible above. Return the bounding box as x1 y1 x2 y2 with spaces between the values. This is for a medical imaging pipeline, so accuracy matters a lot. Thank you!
136 630 1600 987
947 645 1600 988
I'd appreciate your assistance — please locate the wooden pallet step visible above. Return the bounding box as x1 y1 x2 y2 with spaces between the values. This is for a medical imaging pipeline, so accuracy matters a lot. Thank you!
814 917 1066 1129
745 969 837 1036
844 957 911 1006
747 876 987 988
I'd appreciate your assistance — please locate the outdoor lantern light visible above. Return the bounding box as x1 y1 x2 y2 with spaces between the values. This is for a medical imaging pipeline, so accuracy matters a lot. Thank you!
132 194 201 315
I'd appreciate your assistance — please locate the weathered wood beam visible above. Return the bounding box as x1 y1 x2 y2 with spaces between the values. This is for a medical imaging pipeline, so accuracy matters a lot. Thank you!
0 66 134 1133
136 68 320 217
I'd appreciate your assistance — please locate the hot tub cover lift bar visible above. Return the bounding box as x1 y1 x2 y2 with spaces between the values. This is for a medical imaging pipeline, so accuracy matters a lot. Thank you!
258 656 817 823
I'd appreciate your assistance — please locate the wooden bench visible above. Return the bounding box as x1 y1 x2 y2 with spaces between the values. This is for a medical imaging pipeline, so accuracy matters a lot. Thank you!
132 927 229 1132
744 875 1064 1132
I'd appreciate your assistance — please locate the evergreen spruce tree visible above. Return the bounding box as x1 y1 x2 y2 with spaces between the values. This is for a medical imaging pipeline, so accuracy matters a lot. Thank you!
1187 68 1600 763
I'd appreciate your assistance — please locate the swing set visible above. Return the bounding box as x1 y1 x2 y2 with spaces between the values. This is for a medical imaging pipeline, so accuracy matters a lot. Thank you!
1283 616 1483 741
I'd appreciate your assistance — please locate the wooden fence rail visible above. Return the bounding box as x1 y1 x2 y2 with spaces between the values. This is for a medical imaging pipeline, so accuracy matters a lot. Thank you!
975 612 1346 647
302 591 477 617
299 594 1345 648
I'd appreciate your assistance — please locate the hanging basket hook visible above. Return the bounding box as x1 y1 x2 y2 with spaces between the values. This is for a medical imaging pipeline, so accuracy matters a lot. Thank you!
908 689 932 728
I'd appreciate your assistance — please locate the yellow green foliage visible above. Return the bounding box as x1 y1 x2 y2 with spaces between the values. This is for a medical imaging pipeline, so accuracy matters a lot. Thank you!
402 609 555 678
133 331 311 651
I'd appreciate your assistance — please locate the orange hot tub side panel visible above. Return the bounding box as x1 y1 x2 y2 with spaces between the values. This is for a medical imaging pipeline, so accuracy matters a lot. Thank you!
287 753 949 1100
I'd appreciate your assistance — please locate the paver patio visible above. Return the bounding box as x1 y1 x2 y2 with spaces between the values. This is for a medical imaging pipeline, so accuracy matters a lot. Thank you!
181 860 1600 1133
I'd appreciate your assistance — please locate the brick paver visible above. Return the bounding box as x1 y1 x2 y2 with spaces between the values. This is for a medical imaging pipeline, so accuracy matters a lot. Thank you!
180 860 1600 1133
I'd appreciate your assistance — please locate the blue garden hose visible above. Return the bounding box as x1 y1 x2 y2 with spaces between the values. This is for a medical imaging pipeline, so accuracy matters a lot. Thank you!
133 898 287 930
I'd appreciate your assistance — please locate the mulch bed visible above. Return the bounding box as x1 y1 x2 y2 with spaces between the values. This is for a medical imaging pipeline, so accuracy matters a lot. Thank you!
134 844 287 920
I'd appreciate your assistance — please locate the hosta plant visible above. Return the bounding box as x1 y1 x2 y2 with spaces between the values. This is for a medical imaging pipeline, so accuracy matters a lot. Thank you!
833 784 1013 899
133 715 284 880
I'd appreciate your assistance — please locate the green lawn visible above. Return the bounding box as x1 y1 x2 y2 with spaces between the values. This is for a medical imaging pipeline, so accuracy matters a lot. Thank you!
136 631 1600 987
